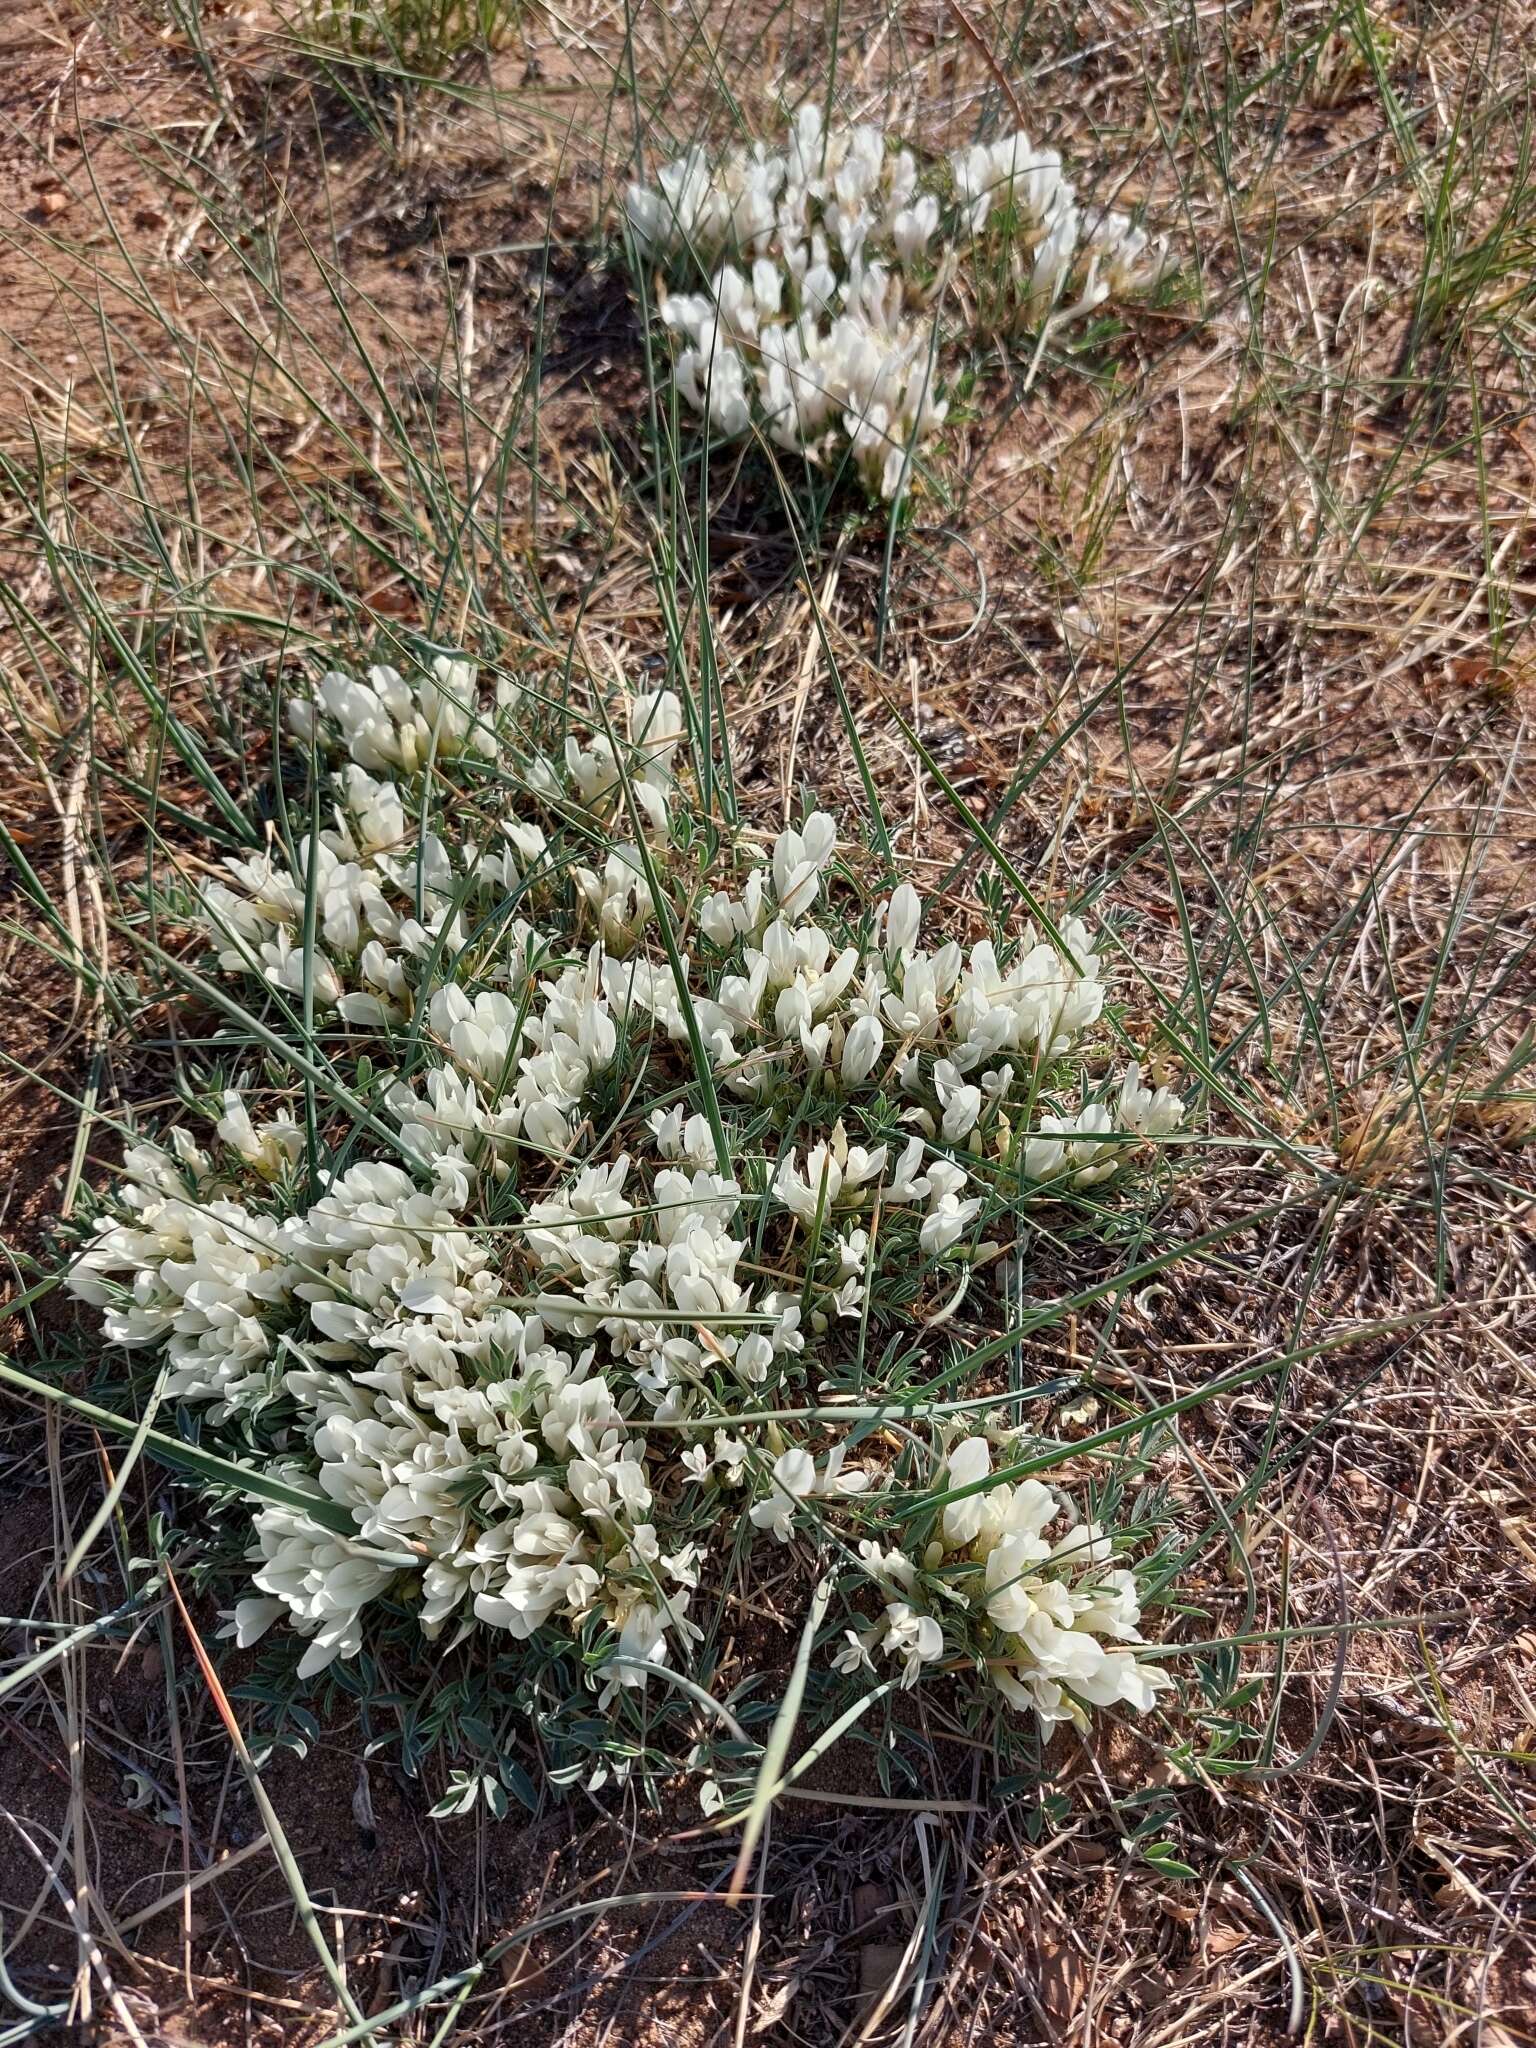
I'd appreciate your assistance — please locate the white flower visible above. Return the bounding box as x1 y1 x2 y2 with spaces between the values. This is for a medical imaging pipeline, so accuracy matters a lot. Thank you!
919 1158 982 1253
857 1540 916 1594
700 866 767 945
575 849 654 946
712 1433 751 1483
773 1143 842 1224
215 1091 302 1180
748 1446 817 1542
629 109 1164 500
883 882 922 955
1118 1062 1184 1140
941 1436 992 1546
884 1135 929 1204
882 942 962 1041
1020 1103 1122 1188
832 1627 878 1676
882 1601 944 1686
933 1059 982 1142
841 1013 884 1088
293 659 493 775
74 624 1188 1766
246 1509 403 1679
1020 1125 1068 1181
892 195 938 261
815 1442 872 1498
771 813 838 917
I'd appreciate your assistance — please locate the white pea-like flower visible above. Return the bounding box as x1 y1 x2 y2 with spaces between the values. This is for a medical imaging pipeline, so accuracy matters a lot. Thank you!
75 647 1188 1770
941 1436 993 1546
748 1446 818 1542
1118 1062 1184 1140
629 108 1163 500
882 1602 944 1686
773 1143 842 1223
841 1013 885 1087
771 813 838 917
884 882 922 955
934 1059 982 1142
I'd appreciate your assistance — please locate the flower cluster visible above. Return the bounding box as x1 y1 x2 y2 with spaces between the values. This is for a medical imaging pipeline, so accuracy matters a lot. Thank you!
835 1437 1172 1731
627 103 1167 498
69 650 1187 1768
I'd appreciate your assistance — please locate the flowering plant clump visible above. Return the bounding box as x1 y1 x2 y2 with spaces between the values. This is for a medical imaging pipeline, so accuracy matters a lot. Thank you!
626 103 1168 499
66 652 1188 1792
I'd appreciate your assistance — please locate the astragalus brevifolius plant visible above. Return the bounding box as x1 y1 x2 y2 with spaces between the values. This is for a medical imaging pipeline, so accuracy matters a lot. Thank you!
626 102 1168 501
64 654 1192 1804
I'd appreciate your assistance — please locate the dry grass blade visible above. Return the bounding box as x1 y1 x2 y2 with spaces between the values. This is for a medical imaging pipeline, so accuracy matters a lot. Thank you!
162 1564 369 2029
